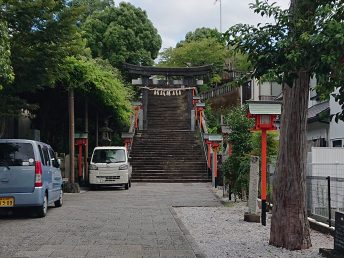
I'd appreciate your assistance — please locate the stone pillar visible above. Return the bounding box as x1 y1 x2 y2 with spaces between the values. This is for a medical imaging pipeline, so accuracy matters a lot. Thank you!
244 156 260 222
138 109 143 131
142 89 148 130
187 89 193 129
190 110 195 131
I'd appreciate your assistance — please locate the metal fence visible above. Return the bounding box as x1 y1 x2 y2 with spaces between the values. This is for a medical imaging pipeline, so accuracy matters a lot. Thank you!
200 83 237 101
307 163 344 226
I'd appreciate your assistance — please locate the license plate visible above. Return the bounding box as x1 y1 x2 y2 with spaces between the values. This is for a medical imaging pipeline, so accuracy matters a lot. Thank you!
0 197 14 207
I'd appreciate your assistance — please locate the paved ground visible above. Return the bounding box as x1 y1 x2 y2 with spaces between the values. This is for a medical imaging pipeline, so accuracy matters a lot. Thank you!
0 183 221 258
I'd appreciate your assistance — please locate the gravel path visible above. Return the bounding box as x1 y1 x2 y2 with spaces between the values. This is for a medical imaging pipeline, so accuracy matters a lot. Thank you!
174 202 333 258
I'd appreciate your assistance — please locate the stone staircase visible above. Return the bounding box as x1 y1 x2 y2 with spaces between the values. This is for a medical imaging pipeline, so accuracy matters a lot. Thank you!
130 91 209 182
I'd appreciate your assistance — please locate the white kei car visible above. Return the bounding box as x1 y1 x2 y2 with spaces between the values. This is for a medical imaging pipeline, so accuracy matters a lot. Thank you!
89 146 132 190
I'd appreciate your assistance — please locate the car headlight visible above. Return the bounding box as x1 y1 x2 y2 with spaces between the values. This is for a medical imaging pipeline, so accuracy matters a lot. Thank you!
119 164 129 170
89 164 98 170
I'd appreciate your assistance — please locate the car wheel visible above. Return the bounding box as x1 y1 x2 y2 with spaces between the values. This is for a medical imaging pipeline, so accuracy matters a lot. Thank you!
54 189 63 207
129 178 132 188
124 182 129 190
36 193 48 218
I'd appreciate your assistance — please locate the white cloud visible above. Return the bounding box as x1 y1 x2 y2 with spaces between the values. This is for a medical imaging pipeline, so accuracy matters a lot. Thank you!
122 0 290 49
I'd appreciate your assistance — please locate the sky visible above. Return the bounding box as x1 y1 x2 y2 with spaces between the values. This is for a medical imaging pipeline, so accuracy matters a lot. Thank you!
123 0 291 50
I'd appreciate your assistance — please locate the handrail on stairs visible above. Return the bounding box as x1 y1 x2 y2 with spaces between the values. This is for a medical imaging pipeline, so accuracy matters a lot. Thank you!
199 111 209 169
122 103 142 157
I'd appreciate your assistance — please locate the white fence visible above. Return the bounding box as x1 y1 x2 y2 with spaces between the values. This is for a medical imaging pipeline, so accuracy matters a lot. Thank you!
307 147 344 224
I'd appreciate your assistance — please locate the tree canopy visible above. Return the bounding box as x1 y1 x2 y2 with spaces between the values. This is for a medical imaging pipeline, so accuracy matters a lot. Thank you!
57 56 132 123
159 38 230 70
159 27 251 86
0 0 152 151
0 19 13 90
177 27 225 47
81 2 162 68
2 0 89 92
225 0 344 118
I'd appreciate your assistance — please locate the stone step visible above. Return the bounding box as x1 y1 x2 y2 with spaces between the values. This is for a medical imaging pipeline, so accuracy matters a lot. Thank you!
130 91 206 182
130 162 206 168
131 178 211 183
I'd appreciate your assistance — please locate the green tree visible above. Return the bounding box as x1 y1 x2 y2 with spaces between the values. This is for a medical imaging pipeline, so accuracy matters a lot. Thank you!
1 0 132 153
81 2 161 68
177 27 225 47
222 106 254 198
70 0 114 20
2 0 88 91
160 38 229 69
225 0 344 249
159 27 251 86
204 103 221 133
57 56 132 124
0 19 13 90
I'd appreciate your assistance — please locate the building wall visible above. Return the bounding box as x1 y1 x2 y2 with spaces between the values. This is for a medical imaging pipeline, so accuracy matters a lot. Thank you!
307 122 329 141
329 88 344 147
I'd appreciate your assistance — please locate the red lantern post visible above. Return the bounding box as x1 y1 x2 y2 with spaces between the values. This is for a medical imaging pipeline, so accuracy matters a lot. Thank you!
75 133 88 183
208 134 223 188
121 133 134 152
247 101 281 226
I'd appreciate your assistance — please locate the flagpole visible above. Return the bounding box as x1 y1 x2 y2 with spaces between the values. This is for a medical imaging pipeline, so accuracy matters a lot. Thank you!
220 0 222 33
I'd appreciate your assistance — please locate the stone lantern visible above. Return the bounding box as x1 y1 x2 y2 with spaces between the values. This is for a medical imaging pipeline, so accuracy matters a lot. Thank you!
99 119 113 146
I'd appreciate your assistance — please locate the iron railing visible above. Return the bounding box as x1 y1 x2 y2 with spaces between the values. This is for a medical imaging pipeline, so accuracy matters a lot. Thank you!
200 83 237 101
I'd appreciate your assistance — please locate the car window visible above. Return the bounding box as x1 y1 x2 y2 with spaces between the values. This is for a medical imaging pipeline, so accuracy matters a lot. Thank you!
38 145 45 165
0 142 35 166
42 147 51 166
92 149 126 163
48 148 59 168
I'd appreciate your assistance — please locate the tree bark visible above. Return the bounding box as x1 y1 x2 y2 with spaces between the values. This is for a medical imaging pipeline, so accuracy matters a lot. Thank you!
269 71 311 250
84 98 89 184
68 88 75 184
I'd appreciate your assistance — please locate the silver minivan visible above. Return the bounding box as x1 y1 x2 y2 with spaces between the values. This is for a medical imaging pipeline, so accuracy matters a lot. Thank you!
0 139 63 217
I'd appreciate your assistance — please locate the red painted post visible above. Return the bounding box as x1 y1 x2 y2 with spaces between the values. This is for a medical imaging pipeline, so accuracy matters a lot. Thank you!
261 129 267 226
211 143 220 183
78 144 83 178
206 140 211 168
199 110 203 130
213 148 218 178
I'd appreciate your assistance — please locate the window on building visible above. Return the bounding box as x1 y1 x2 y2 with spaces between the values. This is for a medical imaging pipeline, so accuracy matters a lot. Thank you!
332 140 342 147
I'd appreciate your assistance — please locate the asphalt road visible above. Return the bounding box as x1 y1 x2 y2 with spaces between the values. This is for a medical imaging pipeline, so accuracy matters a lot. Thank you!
0 183 221 258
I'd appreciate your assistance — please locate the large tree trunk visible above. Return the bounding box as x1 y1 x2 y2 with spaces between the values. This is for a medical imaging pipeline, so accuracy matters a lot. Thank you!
269 71 311 250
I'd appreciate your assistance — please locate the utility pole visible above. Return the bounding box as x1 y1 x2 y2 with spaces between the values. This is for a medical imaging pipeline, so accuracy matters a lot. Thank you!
219 0 222 33
215 0 222 32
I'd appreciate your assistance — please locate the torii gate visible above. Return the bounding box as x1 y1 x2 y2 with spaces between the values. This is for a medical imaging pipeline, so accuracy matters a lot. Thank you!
123 63 213 130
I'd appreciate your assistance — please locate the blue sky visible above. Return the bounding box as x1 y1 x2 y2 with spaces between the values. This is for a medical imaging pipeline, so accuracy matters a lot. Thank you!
123 0 290 50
